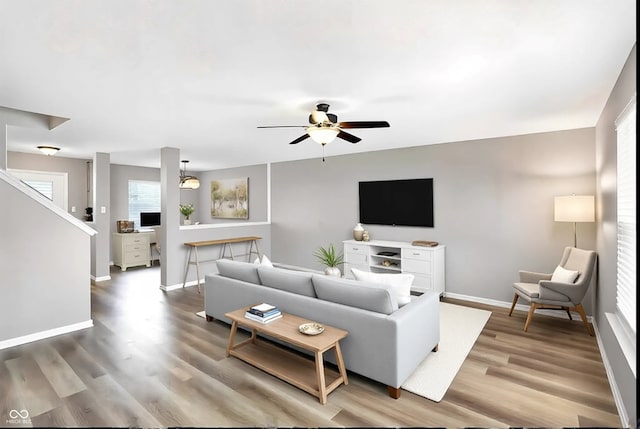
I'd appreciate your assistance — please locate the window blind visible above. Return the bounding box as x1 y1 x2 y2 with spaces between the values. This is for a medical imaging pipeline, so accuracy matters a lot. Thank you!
128 180 161 229
23 179 54 201
615 95 636 334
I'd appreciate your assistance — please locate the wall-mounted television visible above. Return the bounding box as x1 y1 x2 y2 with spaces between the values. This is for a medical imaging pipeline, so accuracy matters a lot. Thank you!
359 178 434 227
140 211 161 227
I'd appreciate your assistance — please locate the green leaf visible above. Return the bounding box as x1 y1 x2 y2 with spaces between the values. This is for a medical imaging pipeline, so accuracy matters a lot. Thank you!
313 243 344 267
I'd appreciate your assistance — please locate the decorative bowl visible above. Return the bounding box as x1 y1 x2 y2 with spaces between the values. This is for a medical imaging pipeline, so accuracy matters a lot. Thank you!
298 322 324 336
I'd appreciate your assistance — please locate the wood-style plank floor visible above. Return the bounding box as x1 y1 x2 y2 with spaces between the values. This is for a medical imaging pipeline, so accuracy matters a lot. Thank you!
1 265 621 428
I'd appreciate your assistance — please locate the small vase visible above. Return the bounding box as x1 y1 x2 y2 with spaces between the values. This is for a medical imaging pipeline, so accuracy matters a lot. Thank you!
183 219 191 225
353 223 364 241
362 230 370 241
324 266 341 277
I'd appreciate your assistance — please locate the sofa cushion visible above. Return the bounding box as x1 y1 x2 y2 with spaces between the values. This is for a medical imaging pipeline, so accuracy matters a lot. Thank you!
351 268 414 307
257 266 316 297
216 259 261 284
312 274 398 314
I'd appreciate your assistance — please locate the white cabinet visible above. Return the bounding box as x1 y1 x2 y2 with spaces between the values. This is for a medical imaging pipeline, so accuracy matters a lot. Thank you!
343 239 445 296
113 232 151 271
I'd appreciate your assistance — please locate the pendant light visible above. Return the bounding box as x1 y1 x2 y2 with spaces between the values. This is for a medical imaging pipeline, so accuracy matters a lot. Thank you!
179 160 200 190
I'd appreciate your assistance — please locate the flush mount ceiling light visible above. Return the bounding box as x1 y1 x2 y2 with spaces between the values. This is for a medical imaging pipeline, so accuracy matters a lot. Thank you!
179 160 200 190
37 145 60 156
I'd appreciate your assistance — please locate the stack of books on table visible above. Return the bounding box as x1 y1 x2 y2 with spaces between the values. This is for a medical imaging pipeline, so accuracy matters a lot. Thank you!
245 303 282 324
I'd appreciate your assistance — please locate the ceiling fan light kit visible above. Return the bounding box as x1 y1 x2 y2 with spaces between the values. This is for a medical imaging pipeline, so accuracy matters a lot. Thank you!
307 126 340 144
179 160 200 190
258 103 390 158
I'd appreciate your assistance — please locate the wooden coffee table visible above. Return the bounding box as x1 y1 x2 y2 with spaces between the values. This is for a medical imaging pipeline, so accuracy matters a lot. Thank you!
224 307 349 404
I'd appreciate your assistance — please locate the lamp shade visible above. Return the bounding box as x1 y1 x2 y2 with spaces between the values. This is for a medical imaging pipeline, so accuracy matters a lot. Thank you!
179 176 200 189
554 195 595 222
179 160 200 189
306 126 339 144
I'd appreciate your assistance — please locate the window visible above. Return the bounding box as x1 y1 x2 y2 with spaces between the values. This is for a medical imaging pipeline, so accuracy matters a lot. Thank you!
8 169 68 210
615 95 636 336
128 180 161 229
22 179 53 200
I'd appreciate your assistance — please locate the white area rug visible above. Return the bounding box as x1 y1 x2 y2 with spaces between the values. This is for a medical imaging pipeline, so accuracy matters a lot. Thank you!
402 302 491 402
196 310 206 318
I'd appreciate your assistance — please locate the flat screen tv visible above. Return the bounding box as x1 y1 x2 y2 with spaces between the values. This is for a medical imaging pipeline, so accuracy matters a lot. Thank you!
140 211 161 227
359 178 434 227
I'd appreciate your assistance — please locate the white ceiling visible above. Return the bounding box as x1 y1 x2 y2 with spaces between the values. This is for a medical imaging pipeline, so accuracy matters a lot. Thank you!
1 0 636 171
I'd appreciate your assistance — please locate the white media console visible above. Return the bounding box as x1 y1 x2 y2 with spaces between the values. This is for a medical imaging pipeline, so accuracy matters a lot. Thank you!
343 239 445 296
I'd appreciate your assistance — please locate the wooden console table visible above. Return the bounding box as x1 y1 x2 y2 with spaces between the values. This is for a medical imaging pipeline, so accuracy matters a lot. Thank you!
182 236 261 293
224 307 349 404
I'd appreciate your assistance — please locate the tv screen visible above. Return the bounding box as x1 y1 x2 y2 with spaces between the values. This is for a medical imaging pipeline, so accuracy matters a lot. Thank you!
140 212 161 227
359 178 434 227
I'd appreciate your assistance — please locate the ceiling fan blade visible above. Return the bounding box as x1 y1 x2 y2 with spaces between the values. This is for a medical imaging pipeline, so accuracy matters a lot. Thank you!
289 134 310 145
337 130 362 144
257 125 306 128
338 121 390 129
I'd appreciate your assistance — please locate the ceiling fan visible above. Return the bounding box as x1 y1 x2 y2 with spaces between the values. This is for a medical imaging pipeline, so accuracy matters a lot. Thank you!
257 103 390 147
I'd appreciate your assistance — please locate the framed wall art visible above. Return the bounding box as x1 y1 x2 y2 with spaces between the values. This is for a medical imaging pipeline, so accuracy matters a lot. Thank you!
210 177 249 219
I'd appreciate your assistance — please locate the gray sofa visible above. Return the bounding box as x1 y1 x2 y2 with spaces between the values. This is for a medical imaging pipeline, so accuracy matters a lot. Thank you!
204 259 440 398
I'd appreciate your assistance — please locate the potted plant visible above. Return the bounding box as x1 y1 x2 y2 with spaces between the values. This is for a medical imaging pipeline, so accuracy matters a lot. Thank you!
179 203 195 225
313 243 344 277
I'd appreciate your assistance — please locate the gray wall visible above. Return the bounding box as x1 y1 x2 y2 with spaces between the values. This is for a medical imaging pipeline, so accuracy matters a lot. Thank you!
0 174 91 343
110 163 161 227
7 151 91 220
271 128 597 310
594 44 636 426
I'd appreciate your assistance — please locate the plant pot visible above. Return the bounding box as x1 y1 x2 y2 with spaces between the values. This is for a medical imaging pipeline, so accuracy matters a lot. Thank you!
183 219 191 225
324 266 341 277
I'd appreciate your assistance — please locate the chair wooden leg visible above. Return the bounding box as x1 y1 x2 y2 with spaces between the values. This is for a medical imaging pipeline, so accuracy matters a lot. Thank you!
509 293 519 316
524 303 538 332
574 303 594 336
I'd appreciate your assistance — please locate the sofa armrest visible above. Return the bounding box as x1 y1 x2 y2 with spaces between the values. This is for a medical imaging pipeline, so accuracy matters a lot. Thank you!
519 270 552 283
385 291 440 387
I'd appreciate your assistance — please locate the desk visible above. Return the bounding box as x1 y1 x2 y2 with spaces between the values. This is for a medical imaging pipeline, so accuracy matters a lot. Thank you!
182 236 261 293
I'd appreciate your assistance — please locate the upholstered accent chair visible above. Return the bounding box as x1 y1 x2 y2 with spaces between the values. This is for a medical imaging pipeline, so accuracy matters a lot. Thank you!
509 247 597 336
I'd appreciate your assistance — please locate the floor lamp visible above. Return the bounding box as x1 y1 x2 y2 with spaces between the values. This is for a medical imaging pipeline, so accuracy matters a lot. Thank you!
554 195 595 248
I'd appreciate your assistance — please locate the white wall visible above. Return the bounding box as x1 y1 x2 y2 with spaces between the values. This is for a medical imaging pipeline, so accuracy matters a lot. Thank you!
0 172 93 347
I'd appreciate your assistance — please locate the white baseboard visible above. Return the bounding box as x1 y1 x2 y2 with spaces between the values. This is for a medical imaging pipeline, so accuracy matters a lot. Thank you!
444 292 593 322
160 280 200 291
0 320 93 350
90 275 111 282
592 318 630 428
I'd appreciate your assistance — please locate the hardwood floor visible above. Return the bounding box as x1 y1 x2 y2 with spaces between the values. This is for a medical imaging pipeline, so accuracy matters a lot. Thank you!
0 266 621 427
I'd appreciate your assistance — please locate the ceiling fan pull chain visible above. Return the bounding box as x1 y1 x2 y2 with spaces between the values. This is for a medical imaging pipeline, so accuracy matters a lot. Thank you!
322 143 326 162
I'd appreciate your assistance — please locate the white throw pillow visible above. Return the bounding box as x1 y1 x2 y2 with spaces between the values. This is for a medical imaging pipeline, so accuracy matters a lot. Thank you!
551 265 580 283
261 254 273 267
254 255 274 267
351 268 413 306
